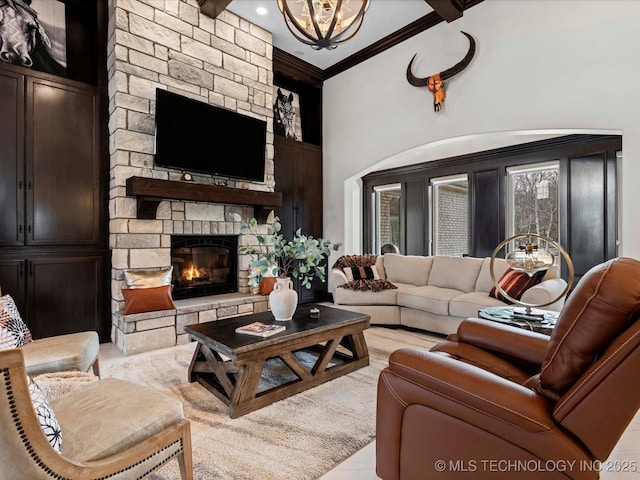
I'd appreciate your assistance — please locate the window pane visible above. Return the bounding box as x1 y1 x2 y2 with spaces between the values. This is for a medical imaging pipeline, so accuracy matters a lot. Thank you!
431 175 468 256
373 184 401 254
508 163 559 242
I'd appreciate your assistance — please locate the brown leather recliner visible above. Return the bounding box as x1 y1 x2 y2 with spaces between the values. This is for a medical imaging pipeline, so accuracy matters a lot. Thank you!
376 257 640 480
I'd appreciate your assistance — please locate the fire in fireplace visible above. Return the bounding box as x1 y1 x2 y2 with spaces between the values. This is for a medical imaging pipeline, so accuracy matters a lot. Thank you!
170 235 238 299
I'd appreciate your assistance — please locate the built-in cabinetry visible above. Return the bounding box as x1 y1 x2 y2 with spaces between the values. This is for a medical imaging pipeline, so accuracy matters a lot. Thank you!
272 50 327 303
0 11 109 341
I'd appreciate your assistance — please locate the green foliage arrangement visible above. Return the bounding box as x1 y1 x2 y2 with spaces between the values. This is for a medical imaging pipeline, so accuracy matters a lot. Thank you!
238 216 341 289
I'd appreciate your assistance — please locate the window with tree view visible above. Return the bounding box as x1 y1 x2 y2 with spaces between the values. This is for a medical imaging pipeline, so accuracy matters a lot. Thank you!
507 161 559 246
373 184 401 254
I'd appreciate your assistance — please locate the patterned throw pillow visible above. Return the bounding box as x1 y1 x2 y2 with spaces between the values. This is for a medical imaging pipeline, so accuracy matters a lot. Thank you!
27 375 62 453
489 268 546 304
343 266 380 282
0 294 32 349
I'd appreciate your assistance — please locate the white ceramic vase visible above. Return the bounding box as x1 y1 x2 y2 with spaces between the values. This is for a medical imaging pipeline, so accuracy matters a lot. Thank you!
269 277 298 321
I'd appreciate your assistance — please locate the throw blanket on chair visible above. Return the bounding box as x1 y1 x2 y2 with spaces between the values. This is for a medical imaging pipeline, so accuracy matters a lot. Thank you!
332 255 397 292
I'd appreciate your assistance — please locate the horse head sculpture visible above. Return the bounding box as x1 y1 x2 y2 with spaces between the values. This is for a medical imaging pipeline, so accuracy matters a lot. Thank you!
406 31 476 112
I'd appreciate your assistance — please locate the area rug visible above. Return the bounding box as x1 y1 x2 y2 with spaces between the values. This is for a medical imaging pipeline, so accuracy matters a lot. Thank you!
102 327 441 480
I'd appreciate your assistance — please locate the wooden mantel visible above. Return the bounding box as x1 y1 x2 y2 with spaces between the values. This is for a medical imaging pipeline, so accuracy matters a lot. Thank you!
125 176 282 221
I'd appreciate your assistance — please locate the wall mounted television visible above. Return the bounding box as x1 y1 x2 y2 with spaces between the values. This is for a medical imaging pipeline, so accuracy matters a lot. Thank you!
154 89 267 182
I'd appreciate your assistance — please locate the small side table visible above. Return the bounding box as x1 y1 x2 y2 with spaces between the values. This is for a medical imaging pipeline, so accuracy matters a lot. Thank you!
478 306 559 335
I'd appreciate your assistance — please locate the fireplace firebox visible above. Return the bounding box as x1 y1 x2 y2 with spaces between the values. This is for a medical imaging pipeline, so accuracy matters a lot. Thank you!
170 235 238 300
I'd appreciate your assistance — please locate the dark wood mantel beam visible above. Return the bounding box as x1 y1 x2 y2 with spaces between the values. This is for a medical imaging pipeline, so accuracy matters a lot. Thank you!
126 176 282 222
424 0 464 22
198 0 233 19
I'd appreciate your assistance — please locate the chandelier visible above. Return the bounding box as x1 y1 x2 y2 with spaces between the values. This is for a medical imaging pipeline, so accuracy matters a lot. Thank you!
277 0 370 50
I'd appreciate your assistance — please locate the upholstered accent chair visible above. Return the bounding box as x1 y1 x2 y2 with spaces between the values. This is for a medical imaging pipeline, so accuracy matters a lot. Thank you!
376 257 640 480
1 348 193 479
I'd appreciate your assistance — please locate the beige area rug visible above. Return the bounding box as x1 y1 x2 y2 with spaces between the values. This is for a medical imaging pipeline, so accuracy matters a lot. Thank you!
101 327 441 480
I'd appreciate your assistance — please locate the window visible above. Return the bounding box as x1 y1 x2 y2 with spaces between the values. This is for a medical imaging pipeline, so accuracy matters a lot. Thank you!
372 184 401 254
430 174 468 256
507 162 559 241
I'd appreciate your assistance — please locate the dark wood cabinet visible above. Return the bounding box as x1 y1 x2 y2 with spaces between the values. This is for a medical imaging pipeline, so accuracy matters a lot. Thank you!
28 256 104 339
0 70 25 247
0 65 109 341
0 255 104 340
274 136 325 303
26 78 100 246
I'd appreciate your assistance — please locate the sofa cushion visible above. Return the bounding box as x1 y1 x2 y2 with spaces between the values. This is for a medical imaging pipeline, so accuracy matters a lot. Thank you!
428 256 484 293
397 286 463 315
489 269 546 303
343 265 380 281
334 286 399 306
383 254 432 286
475 257 510 293
449 292 507 318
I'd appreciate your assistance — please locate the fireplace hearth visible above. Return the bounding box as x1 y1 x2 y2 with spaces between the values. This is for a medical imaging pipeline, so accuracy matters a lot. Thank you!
171 235 238 300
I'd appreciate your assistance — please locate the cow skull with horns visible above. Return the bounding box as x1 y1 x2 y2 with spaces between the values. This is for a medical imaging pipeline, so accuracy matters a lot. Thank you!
406 31 476 112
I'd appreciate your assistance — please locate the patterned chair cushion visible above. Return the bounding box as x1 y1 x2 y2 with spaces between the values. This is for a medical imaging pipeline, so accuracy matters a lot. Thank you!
27 374 62 453
0 294 32 349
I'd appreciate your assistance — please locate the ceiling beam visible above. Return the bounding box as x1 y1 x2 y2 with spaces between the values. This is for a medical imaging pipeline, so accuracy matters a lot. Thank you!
424 0 464 22
198 0 232 19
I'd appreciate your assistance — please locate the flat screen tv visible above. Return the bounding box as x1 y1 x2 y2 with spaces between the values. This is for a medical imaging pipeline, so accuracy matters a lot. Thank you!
154 89 267 182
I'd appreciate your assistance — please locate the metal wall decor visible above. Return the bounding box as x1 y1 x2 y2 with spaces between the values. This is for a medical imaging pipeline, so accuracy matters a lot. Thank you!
406 31 476 112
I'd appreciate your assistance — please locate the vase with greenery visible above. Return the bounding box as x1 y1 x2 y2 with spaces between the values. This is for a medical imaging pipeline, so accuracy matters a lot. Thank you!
239 216 341 288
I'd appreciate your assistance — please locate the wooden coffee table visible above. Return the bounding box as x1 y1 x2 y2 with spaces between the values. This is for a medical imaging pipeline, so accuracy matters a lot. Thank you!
184 304 370 418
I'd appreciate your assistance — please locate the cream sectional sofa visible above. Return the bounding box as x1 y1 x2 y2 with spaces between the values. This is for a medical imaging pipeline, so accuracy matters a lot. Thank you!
328 254 567 336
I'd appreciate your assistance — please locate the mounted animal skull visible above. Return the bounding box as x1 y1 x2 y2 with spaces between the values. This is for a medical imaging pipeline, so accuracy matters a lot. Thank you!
406 31 476 112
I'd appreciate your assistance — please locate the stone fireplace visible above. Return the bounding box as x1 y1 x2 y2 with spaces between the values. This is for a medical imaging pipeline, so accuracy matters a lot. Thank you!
107 0 275 354
171 235 238 299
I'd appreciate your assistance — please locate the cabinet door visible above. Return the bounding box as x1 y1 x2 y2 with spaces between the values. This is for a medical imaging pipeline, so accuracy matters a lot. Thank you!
0 70 25 246
274 136 297 239
27 256 103 339
0 259 26 314
294 142 323 238
25 78 100 246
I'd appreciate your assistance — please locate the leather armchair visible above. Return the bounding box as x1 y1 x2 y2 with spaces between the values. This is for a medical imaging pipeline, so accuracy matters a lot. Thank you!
376 257 640 480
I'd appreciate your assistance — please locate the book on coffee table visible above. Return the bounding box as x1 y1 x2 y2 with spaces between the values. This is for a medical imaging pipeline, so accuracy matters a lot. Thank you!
235 322 286 337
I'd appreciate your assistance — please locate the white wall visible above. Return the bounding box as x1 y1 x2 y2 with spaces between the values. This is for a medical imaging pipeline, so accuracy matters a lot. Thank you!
323 0 640 258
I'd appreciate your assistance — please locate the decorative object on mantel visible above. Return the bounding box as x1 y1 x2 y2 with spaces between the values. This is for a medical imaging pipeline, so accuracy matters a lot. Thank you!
406 31 476 112
239 216 341 321
489 233 574 318
278 0 370 50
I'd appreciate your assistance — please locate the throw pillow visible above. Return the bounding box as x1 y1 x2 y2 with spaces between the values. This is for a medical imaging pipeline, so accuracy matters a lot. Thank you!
489 268 546 304
122 285 176 315
124 266 173 289
0 294 32 349
27 374 62 453
343 266 380 282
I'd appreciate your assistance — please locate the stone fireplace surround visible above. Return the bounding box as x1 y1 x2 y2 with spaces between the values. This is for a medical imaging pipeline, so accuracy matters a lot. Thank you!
107 0 276 354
